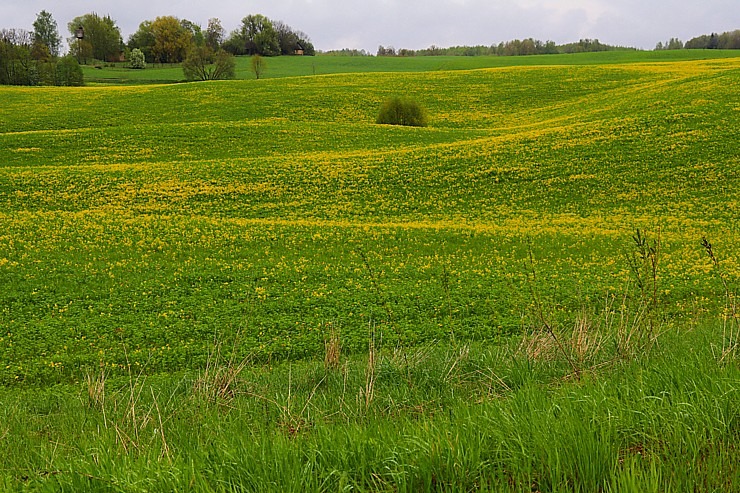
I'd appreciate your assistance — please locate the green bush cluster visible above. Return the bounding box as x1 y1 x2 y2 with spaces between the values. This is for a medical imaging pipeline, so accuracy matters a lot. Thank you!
0 53 83 86
376 96 428 127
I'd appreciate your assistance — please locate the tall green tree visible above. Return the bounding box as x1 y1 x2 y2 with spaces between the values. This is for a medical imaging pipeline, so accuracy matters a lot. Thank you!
33 10 62 58
128 21 155 62
180 19 204 47
273 20 299 55
708 33 720 49
205 18 225 51
150 16 192 63
68 13 122 62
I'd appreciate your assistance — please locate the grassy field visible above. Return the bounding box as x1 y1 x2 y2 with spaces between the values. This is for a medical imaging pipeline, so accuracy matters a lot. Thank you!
81 49 740 83
1 52 739 490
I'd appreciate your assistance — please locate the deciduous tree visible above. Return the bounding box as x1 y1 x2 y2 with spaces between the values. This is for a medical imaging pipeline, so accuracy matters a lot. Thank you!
33 10 61 58
205 18 225 51
150 16 191 64
128 21 155 62
67 13 122 62
273 20 315 55
180 19 204 47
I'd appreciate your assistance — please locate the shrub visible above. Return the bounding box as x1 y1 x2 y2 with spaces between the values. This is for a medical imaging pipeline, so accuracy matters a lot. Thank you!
183 47 236 81
54 56 83 86
251 54 266 80
129 48 146 69
376 97 428 127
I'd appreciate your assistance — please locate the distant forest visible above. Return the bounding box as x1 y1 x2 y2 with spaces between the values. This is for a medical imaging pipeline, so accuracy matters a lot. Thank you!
657 30 740 50
321 29 740 57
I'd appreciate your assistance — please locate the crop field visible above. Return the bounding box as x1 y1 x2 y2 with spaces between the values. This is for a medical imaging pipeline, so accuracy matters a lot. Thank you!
1 54 739 490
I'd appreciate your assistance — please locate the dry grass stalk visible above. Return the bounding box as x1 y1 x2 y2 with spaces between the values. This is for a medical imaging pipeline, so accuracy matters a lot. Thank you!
444 343 470 384
363 328 378 410
702 237 739 362
151 387 171 460
194 331 250 404
571 312 605 365
519 327 559 362
324 324 341 370
86 366 106 412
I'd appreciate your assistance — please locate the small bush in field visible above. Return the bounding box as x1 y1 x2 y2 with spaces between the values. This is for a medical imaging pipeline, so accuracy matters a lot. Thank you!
129 48 146 69
376 97 428 127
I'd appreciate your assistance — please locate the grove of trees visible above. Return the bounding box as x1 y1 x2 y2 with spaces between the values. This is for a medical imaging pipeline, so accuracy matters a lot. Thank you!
377 38 628 57
656 30 740 50
685 30 740 49
377 31 740 58
1 11 82 86
128 16 202 64
221 15 315 57
1 9 317 85
125 14 315 63
67 13 123 63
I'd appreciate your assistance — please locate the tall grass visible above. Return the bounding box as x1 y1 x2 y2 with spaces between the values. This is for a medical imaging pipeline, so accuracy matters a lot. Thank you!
1 324 737 491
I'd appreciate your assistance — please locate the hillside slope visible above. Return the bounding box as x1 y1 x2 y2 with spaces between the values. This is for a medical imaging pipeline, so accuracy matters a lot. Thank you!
0 57 738 383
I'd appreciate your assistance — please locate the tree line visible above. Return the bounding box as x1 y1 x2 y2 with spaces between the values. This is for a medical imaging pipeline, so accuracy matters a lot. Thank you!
125 14 314 64
376 38 632 57
378 32 740 57
655 30 740 50
1 10 316 85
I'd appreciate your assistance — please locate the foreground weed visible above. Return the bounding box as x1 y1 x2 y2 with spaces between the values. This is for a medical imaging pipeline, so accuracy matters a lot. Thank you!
521 231 672 379
570 310 605 367
626 228 661 342
194 330 251 406
246 365 325 438
85 365 106 412
362 326 378 411
524 240 582 380
358 248 396 333
80 353 181 461
324 323 341 371
702 237 739 363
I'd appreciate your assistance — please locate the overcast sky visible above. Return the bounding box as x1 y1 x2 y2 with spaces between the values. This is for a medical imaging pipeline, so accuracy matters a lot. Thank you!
2 0 738 52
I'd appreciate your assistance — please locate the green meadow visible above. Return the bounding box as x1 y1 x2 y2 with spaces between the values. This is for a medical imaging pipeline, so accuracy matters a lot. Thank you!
1 52 739 491
81 49 740 83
